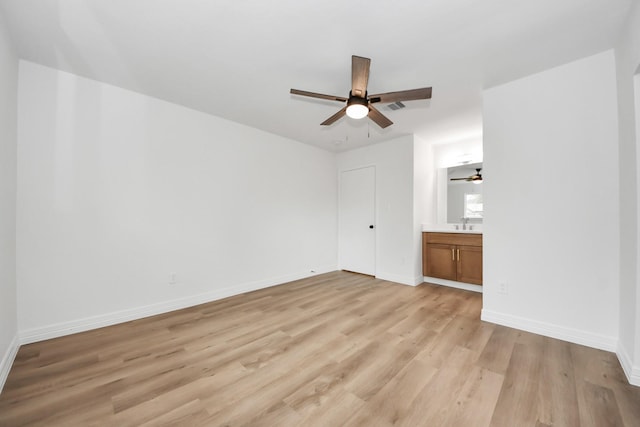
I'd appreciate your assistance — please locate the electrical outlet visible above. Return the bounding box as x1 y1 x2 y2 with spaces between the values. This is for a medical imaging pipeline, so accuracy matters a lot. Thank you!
169 273 177 285
498 282 508 295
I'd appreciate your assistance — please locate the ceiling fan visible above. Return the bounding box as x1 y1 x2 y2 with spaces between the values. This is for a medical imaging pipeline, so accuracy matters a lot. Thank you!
450 168 483 183
290 55 432 129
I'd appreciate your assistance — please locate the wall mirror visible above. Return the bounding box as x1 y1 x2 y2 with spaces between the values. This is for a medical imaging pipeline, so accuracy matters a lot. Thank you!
436 162 483 224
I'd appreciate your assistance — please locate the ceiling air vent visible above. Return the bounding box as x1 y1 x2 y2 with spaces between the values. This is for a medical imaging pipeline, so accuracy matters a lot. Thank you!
386 101 406 111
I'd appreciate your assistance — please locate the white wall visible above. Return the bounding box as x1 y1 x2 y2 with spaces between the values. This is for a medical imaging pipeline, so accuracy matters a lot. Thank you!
482 51 620 351
0 12 19 391
414 137 435 281
337 135 419 285
615 0 640 385
16 61 338 340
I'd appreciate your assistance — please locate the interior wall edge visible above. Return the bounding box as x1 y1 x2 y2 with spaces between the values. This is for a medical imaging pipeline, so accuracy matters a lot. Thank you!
0 334 19 393
481 309 618 353
17 265 337 346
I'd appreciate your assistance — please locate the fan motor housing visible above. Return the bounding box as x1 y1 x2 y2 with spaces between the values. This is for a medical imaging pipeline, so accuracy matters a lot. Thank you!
347 91 368 107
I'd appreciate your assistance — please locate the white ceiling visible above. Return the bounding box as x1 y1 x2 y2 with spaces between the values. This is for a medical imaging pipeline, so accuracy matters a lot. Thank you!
0 0 633 151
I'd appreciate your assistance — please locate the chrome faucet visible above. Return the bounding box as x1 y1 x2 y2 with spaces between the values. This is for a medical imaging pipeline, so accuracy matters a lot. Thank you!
461 217 468 230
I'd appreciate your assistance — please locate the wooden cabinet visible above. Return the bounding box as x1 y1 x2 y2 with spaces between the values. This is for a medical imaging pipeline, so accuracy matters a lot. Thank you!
422 232 483 285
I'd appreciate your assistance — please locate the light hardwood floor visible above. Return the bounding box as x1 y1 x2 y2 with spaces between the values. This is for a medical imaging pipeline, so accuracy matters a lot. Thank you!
1 271 638 426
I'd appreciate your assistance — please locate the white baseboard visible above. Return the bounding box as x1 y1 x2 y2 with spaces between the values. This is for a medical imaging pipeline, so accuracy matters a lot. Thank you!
481 309 617 352
0 334 19 393
617 343 640 386
19 266 336 345
423 276 483 293
375 272 420 286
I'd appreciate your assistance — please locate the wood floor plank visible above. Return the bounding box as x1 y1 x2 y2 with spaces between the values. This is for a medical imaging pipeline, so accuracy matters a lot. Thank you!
297 386 366 427
344 358 438 426
476 324 518 375
398 345 478 426
414 314 478 368
1 271 638 426
442 365 504 427
536 338 580 426
138 399 210 427
578 381 626 427
489 341 544 426
611 382 640 427
202 355 337 424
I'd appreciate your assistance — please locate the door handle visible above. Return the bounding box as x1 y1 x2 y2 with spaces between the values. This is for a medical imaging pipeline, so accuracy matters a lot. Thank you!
369 225 374 229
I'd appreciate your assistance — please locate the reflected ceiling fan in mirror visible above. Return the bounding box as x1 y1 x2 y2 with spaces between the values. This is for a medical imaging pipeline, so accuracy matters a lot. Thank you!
290 55 432 129
450 168 483 184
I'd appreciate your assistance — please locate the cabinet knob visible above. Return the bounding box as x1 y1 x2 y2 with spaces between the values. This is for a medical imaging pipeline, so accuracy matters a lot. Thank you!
369 225 374 229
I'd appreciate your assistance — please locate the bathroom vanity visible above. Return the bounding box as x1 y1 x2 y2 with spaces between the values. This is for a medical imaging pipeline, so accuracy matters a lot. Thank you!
422 231 483 285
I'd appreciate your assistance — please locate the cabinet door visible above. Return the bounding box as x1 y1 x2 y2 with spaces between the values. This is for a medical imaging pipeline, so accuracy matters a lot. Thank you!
425 243 457 281
457 245 483 285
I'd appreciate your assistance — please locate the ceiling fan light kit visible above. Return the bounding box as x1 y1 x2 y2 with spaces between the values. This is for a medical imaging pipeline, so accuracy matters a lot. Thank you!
345 94 369 119
291 55 432 129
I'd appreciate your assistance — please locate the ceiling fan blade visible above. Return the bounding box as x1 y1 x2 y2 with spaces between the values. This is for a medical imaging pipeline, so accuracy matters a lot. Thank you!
368 105 393 129
369 87 432 104
321 106 347 126
450 177 472 181
351 56 371 98
290 89 348 103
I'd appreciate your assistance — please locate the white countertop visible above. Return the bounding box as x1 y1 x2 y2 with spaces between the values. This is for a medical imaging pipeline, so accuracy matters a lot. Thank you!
422 224 483 234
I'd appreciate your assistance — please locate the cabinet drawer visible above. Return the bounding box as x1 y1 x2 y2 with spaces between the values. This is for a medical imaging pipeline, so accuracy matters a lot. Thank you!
424 232 482 247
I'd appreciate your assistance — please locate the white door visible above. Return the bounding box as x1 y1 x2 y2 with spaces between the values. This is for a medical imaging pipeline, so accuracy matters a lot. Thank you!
339 166 375 275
